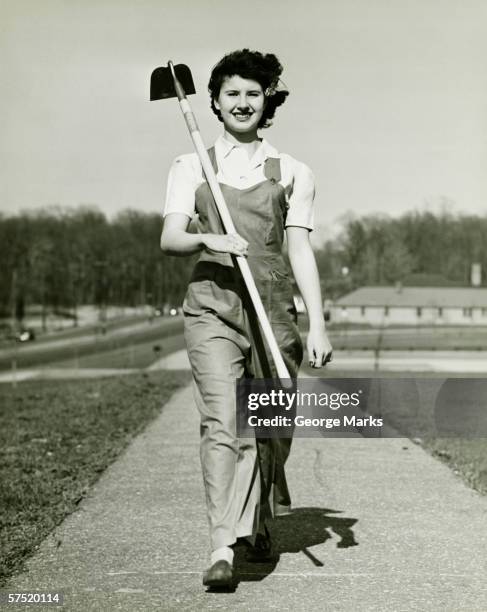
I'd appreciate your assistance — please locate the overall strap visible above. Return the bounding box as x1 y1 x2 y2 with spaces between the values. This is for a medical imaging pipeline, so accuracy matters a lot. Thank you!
264 157 282 183
199 146 226 236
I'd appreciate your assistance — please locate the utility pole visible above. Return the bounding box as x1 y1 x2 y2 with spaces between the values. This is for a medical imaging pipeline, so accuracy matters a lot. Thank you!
94 260 108 334
69 262 79 327
162 256 168 312
11 268 17 334
40 255 47 333
119 261 127 316
140 262 146 314
156 261 162 308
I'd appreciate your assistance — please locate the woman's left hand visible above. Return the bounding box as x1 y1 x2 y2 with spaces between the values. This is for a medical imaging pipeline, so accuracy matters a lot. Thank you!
307 327 333 368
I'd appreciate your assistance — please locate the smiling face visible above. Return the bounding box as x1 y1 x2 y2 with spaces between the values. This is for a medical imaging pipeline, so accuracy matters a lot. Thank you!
213 75 266 136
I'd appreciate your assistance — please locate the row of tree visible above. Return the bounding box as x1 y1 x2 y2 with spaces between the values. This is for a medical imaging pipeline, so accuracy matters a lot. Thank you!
1 206 486 324
0 206 195 326
334 210 487 291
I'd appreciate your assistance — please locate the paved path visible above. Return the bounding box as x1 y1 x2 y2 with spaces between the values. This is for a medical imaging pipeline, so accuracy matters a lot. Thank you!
5 364 487 610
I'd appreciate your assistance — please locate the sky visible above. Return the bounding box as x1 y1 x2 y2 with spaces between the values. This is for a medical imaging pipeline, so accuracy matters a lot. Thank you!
1 0 487 244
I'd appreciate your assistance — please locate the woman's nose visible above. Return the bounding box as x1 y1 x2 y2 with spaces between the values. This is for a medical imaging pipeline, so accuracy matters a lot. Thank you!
237 95 250 109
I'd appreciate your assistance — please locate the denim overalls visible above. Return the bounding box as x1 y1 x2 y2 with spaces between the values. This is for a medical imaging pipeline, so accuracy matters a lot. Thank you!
183 147 303 550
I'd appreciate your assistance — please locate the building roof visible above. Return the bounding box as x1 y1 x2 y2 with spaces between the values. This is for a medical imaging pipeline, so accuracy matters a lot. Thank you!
336 286 487 308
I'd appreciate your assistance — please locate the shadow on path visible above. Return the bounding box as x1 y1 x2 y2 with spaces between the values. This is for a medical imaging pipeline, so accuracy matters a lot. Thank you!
233 507 359 584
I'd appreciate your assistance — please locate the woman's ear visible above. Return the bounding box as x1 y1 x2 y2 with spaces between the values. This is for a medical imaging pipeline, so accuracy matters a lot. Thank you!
213 97 220 111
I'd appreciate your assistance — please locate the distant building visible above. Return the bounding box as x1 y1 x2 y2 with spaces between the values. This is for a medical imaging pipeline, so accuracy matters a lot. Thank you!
332 286 487 326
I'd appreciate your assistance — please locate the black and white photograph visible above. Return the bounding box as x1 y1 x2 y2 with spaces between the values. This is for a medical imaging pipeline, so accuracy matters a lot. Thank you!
1 1 487 610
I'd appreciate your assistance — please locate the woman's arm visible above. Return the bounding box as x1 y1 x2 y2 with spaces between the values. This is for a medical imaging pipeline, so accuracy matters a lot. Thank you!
160 213 205 256
160 213 249 257
287 226 333 368
161 153 249 257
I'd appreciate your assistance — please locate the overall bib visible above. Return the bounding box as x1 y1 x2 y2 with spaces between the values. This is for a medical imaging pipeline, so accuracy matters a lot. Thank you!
182 147 303 550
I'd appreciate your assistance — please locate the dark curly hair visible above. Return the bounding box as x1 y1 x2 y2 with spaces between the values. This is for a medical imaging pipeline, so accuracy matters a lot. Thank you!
208 49 289 129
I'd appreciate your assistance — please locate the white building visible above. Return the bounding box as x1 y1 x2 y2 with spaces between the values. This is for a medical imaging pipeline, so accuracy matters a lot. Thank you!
332 286 487 326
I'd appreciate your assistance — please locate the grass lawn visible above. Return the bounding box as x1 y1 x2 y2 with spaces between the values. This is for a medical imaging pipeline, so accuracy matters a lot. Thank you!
421 438 487 496
0 369 191 586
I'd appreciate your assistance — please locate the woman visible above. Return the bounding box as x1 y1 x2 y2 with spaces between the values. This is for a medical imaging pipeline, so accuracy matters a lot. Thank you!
161 49 332 587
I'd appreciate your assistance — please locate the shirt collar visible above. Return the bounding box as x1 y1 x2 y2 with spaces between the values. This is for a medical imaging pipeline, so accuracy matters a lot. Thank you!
215 135 236 159
215 135 279 168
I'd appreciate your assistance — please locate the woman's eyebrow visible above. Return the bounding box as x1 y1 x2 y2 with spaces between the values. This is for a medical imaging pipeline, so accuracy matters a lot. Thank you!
223 88 262 94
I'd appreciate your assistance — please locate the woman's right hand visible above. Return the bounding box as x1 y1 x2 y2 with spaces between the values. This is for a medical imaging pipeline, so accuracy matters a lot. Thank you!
202 233 249 257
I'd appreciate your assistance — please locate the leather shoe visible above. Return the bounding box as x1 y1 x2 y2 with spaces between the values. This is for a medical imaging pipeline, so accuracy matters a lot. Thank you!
202 560 233 588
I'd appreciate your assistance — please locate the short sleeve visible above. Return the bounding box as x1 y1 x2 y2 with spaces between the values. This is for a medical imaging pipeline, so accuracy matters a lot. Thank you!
163 154 200 219
284 161 315 231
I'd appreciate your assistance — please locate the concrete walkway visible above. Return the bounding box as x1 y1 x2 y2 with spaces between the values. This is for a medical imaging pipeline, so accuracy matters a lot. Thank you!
5 362 487 611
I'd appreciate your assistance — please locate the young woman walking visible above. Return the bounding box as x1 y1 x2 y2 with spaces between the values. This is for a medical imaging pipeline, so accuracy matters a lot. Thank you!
161 49 332 588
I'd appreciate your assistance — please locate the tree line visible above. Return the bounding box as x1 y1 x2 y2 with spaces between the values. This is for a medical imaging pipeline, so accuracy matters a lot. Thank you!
0 206 195 325
329 210 487 295
1 206 486 324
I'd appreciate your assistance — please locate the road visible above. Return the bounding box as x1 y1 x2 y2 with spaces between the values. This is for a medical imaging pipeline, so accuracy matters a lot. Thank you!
0 316 184 371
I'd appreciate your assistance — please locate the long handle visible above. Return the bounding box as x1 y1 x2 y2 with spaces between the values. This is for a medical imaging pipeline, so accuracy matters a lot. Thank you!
168 62 291 381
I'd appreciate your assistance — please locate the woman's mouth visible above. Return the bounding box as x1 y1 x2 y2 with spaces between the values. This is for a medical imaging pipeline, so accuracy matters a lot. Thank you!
232 112 252 121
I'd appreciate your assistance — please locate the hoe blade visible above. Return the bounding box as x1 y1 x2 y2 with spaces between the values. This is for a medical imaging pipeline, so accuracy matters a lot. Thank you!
150 63 196 100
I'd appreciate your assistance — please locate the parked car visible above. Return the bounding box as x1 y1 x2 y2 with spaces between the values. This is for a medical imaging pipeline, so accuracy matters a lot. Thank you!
155 304 182 317
16 328 36 342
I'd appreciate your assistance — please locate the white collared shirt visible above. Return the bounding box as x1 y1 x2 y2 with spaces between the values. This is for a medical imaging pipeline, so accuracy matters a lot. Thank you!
163 135 315 231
